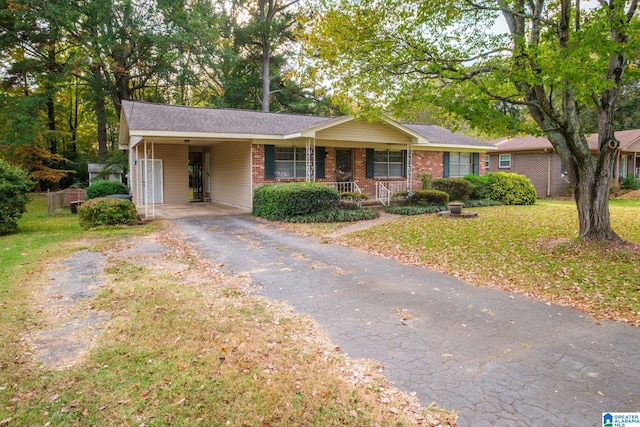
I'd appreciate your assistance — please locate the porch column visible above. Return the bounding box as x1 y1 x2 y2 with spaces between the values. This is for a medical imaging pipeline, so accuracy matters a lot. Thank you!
406 145 413 194
306 137 315 182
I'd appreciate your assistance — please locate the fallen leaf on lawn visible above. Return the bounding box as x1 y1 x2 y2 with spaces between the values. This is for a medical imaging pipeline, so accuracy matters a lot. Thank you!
175 397 186 406
0 418 12 425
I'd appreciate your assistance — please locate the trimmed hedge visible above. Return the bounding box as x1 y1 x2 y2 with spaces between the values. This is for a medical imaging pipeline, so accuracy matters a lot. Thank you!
406 189 449 206
0 160 33 234
285 208 380 223
253 182 341 221
86 180 130 200
485 172 537 205
78 197 138 229
463 174 492 200
384 205 447 215
430 178 473 201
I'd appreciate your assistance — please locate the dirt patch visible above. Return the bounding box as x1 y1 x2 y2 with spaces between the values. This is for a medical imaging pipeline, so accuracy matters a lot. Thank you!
619 189 640 199
25 235 186 370
28 250 110 370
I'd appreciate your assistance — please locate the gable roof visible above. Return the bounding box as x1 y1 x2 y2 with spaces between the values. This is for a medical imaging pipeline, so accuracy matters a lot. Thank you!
121 100 347 137
120 100 494 150
404 124 495 149
490 129 640 154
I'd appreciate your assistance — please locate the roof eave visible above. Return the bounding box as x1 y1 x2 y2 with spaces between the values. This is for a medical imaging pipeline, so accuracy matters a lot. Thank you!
128 130 288 143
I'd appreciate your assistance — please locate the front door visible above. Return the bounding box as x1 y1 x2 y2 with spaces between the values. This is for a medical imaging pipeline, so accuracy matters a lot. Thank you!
335 149 353 182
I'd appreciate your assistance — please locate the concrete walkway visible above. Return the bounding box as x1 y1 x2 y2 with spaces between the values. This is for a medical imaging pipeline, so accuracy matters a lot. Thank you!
174 214 640 427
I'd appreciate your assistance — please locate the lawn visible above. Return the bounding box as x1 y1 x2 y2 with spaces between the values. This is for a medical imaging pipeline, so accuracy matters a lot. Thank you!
324 199 640 325
0 195 455 426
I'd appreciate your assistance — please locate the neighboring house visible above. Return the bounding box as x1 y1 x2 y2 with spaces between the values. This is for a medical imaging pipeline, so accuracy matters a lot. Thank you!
118 101 496 218
88 163 124 185
488 131 640 197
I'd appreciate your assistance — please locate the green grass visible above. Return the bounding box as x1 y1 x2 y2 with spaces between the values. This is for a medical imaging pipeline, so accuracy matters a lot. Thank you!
333 199 640 324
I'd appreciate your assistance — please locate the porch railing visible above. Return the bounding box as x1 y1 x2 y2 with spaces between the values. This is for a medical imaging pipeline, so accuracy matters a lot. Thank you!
324 182 362 194
375 181 407 206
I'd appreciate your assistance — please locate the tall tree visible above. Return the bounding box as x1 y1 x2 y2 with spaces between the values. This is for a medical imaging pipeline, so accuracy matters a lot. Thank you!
231 0 300 112
308 0 640 241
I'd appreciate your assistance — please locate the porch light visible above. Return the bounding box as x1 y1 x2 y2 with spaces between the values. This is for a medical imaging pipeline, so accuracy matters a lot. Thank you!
184 139 191 144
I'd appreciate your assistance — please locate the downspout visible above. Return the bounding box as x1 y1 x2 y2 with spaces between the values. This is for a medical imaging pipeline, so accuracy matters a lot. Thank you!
406 143 413 195
144 139 148 219
547 151 552 197
151 141 155 219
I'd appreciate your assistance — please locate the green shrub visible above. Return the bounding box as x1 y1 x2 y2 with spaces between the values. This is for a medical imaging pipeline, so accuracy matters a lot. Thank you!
621 175 640 190
340 191 370 208
418 172 433 190
463 199 503 208
285 208 380 223
86 180 129 199
0 160 33 234
406 189 449 206
78 197 138 229
253 182 341 220
384 205 446 215
464 174 492 200
485 172 537 205
430 178 473 201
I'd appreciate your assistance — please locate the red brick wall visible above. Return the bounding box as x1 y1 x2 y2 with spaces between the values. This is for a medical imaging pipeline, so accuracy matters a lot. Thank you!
486 152 570 197
252 144 488 196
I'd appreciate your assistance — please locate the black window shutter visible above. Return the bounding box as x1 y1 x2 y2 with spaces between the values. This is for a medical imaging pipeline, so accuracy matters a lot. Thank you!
402 150 407 178
443 152 450 178
315 146 325 179
473 153 480 175
264 145 275 179
366 149 374 178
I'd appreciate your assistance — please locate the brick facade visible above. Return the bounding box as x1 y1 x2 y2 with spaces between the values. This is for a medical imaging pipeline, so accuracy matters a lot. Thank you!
252 145 485 197
486 152 571 197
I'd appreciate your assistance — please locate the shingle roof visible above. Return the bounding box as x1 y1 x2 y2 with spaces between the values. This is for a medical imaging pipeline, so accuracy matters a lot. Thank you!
490 129 640 153
122 100 346 136
122 100 494 149
404 124 495 148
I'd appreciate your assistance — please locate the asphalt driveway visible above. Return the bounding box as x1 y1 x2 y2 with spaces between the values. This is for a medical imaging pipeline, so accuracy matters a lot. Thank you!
174 214 640 427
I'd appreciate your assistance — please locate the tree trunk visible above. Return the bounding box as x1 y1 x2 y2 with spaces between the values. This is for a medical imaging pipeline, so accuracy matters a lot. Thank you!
261 45 270 112
574 170 620 241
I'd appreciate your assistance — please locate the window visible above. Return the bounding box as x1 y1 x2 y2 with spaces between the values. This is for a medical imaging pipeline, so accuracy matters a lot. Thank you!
275 147 306 178
448 152 472 177
485 154 490 169
373 150 404 178
499 154 511 168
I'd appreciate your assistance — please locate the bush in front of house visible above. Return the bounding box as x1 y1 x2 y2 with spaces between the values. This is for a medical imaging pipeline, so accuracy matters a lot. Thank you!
485 172 537 205
253 182 341 221
621 175 640 190
85 180 129 200
0 160 33 234
78 197 138 229
406 189 449 207
463 174 493 200
340 191 370 208
286 207 380 223
430 178 473 201
384 205 445 215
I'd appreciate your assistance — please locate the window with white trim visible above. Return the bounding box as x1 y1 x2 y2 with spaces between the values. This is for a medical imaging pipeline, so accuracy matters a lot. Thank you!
448 152 472 177
374 150 404 178
499 154 511 168
275 147 306 178
485 154 490 169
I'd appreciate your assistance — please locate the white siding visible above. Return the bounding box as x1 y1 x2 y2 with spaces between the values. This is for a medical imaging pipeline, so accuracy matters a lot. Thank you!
157 144 189 204
211 141 252 209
